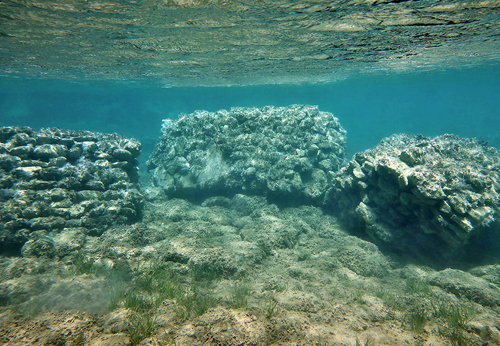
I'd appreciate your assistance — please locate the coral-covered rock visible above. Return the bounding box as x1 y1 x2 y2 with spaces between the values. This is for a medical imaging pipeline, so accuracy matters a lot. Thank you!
0 126 144 255
148 105 346 205
326 134 500 262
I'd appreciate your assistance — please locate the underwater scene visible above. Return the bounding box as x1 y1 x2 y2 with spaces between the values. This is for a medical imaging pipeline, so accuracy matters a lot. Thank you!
1 1 500 345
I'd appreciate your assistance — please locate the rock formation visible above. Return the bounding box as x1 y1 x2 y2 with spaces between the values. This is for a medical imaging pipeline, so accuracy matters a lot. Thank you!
326 133 500 262
0 126 144 256
148 105 346 205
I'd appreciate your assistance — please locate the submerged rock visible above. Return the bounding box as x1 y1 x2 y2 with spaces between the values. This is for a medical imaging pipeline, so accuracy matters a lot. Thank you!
148 105 346 205
0 126 144 255
430 269 500 307
326 133 500 262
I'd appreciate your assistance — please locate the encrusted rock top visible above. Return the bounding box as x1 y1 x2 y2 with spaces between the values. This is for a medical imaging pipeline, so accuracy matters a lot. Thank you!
326 133 500 262
148 105 346 204
0 126 144 256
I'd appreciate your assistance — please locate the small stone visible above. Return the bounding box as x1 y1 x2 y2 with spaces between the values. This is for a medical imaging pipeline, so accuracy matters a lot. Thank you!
22 206 41 219
352 166 365 179
122 139 141 158
376 157 409 177
8 133 33 147
399 148 422 166
450 215 474 233
36 135 58 145
68 205 86 218
29 217 66 231
21 237 57 258
22 179 54 190
440 200 453 214
47 188 70 201
468 206 494 223
411 187 440 205
8 145 33 158
355 202 377 225
48 157 67 167
19 159 47 168
448 195 469 214
111 161 130 169
67 145 82 160
95 159 110 168
58 138 74 147
96 152 113 161
86 180 105 191
318 159 333 171
76 190 103 201
113 148 133 161
11 166 41 179
33 144 68 160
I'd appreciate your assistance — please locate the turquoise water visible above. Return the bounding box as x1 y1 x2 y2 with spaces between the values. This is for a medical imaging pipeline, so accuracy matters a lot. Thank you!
1 65 499 158
2 2 500 344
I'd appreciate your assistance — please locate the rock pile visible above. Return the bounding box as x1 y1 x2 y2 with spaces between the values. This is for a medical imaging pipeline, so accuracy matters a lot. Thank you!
326 134 500 261
148 105 346 205
0 126 144 256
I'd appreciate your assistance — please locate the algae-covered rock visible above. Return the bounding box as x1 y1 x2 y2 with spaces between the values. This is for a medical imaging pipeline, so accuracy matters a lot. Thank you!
329 236 393 278
0 126 144 255
430 269 500 307
469 264 500 287
326 134 500 262
148 105 346 205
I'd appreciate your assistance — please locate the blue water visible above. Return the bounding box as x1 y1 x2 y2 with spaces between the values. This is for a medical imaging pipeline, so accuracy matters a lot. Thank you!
1 65 499 159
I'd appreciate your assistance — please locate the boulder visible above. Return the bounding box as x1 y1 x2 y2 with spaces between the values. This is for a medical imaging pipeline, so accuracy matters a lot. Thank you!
148 105 346 205
0 126 144 256
326 134 500 262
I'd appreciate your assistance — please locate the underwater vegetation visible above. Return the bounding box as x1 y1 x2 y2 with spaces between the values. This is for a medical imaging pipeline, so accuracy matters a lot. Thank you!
228 281 251 309
127 312 157 346
403 306 429 335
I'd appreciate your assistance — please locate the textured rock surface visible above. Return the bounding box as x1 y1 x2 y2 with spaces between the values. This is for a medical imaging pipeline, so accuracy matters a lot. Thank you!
429 269 500 307
326 134 500 261
148 105 346 204
0 126 144 255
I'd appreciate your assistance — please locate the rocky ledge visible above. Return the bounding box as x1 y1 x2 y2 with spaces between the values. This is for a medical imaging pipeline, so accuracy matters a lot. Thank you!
326 133 500 262
148 105 346 205
0 126 144 256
